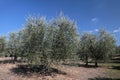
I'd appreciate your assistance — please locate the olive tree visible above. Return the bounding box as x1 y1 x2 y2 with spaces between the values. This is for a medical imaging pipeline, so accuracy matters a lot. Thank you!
7 32 22 61
50 15 78 63
79 33 94 66
116 46 120 54
89 30 116 67
0 36 6 56
21 17 49 67
78 30 116 67
20 15 78 69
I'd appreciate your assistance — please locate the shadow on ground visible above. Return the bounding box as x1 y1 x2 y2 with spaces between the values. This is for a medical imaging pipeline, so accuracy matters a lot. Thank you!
88 77 120 80
0 59 21 64
109 66 120 70
10 64 66 77
62 63 98 68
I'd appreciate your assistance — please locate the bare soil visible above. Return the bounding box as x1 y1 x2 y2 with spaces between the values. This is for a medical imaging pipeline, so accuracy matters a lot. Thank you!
0 57 118 80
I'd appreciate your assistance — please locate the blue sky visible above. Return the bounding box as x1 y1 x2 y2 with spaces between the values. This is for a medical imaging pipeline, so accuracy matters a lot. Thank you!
0 0 120 45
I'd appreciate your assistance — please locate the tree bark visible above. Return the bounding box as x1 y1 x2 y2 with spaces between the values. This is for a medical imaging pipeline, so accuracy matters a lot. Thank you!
14 55 17 61
95 60 98 67
85 55 88 66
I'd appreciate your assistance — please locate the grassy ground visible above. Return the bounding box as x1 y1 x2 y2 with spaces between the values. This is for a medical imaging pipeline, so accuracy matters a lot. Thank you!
0 57 119 80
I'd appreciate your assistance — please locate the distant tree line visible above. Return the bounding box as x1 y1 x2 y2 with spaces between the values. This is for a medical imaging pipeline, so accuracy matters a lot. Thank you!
0 14 118 68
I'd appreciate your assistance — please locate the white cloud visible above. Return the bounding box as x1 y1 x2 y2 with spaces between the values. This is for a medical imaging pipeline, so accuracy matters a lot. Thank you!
113 27 120 33
91 18 98 22
95 29 99 32
87 29 99 33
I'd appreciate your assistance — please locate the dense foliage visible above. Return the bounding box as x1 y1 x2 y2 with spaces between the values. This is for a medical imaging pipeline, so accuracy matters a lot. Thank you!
0 14 118 68
77 30 116 67
5 15 77 68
